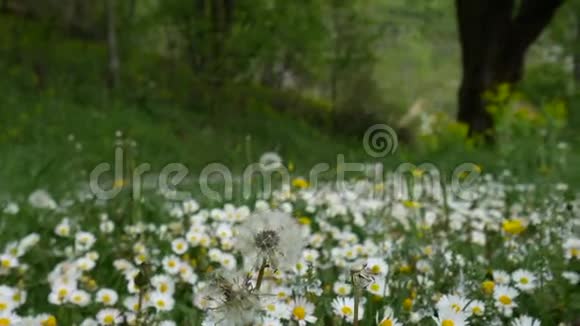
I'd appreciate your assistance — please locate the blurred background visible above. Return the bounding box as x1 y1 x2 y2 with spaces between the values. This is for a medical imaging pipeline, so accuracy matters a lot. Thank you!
0 0 579 194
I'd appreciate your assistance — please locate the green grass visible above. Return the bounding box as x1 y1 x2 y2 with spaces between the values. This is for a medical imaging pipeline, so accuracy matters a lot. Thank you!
1 12 580 198
0 85 371 195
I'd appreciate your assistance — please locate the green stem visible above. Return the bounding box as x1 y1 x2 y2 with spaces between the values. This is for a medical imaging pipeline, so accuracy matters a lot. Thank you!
255 259 267 291
352 273 360 326
136 286 145 325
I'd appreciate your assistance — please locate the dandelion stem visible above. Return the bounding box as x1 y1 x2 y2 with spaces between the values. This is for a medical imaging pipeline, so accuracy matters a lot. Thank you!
255 259 267 291
351 272 360 326
136 286 145 326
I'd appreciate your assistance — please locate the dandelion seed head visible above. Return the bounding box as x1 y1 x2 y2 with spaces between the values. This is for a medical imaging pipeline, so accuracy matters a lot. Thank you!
254 230 280 252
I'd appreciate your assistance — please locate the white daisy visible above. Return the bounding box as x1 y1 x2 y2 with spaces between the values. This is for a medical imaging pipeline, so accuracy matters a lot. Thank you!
376 307 402 326
272 286 291 301
220 253 237 270
0 312 20 325
493 270 511 285
367 278 388 297
171 238 189 255
512 315 541 326
433 307 468 326
54 220 71 237
48 281 76 305
0 296 15 314
331 297 363 323
96 308 123 325
466 299 485 317
183 199 200 214
512 269 537 292
366 257 389 276
75 232 96 251
436 294 469 314
28 189 57 209
289 297 317 325
562 271 580 285
150 291 175 312
333 282 352 296
151 275 175 295
69 289 91 307
261 316 283 326
563 238 580 260
75 257 96 271
0 255 18 270
262 297 291 320
80 318 99 326
494 285 519 317
162 255 182 274
123 296 142 312
96 289 119 306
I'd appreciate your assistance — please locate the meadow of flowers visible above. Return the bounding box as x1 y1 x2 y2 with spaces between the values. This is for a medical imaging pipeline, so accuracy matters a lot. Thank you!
1 169 580 326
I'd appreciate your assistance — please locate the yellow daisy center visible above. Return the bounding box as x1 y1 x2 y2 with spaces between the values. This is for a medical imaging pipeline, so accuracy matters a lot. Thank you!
0 303 7 311
499 295 512 305
12 293 21 302
1 260 10 268
520 277 529 284
472 306 482 315
293 306 306 320
482 280 495 294
380 319 393 326
58 289 68 298
103 294 111 303
0 318 10 326
371 265 381 274
341 306 353 315
370 283 380 292
103 315 114 324
41 316 57 326
442 320 455 326
399 265 411 273
451 303 461 312
160 283 169 293
403 298 413 311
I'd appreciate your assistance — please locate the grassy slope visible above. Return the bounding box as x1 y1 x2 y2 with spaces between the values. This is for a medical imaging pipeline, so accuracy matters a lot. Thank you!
0 14 370 194
2 14 580 196
0 89 371 194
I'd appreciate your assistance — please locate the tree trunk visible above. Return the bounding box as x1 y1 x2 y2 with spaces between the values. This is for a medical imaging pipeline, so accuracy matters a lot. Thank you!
455 0 563 137
106 0 120 89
